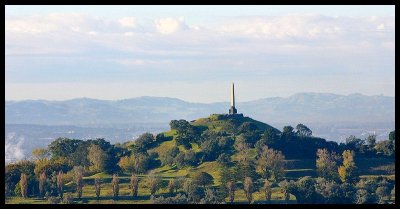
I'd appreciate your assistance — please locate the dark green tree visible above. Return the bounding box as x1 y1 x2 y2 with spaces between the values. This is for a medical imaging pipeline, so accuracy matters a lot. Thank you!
296 123 312 137
192 172 214 190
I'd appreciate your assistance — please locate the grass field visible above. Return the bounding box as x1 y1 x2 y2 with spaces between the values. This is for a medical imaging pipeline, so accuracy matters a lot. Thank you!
5 174 297 204
6 156 395 204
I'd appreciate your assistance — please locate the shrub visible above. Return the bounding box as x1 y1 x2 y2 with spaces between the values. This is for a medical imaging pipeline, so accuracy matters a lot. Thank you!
47 196 60 204
62 193 74 204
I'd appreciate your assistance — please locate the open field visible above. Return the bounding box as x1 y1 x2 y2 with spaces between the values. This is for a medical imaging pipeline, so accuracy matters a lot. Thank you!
6 156 395 204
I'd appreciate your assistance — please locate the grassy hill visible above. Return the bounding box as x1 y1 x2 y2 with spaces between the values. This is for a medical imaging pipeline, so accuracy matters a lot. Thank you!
191 113 281 134
5 113 395 204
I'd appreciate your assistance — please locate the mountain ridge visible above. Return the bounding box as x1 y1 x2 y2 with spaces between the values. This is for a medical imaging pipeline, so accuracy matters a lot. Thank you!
5 92 394 126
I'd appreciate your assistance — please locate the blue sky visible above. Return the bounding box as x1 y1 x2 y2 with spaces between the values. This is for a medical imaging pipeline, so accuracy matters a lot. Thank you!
5 5 395 102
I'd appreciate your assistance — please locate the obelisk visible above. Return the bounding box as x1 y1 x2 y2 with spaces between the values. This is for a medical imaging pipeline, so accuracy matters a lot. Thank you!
229 82 237 115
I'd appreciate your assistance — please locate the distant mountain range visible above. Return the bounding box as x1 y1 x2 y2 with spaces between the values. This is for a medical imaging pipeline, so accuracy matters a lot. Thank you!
5 92 395 163
5 93 394 126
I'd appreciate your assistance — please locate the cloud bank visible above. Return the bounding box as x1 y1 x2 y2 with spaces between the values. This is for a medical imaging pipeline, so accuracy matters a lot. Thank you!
5 12 395 102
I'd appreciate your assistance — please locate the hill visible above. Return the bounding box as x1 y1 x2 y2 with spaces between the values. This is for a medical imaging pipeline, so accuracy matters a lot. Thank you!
5 113 395 204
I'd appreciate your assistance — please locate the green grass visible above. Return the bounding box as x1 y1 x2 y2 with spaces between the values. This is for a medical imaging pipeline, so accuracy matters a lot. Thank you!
190 161 222 184
150 139 176 154
5 197 48 204
6 177 296 204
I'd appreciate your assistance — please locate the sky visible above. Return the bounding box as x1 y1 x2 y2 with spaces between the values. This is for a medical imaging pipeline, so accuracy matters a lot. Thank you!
5 5 395 103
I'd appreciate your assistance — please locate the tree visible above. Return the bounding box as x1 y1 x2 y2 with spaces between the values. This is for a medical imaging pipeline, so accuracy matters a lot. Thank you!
235 140 251 164
159 146 180 166
39 172 47 199
168 179 176 195
220 165 239 186
169 119 191 135
130 174 139 198
376 186 390 204
175 152 186 169
366 135 376 148
184 150 198 166
134 133 155 153
199 187 225 204
279 180 291 201
389 130 395 141
258 128 280 148
75 170 83 199
56 171 64 198
356 189 376 204
345 135 364 151
148 174 161 196
257 145 286 181
263 179 272 202
173 177 185 193
48 171 59 197
133 153 151 173
94 177 101 200
288 177 318 203
282 126 295 139
48 138 82 160
217 153 231 166
296 123 312 137
183 179 202 203
238 122 258 133
19 173 28 198
87 144 108 172
390 185 395 201
316 149 341 181
200 138 219 161
243 177 253 204
32 148 50 162
192 172 214 190
338 150 357 183
151 193 189 204
226 181 235 203
315 178 342 203
118 155 135 173
111 174 119 200
340 182 357 203
5 160 36 197
375 140 395 157
33 157 71 178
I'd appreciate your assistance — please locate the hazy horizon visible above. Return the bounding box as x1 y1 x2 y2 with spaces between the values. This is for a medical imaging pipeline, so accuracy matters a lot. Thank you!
5 5 395 103
4 91 395 104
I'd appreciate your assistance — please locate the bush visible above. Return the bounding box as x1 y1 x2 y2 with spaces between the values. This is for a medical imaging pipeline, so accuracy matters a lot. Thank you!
14 183 21 197
151 193 189 204
62 193 74 204
47 196 60 204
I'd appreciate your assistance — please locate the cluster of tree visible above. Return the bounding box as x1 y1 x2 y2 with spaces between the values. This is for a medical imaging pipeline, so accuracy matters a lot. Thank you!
281 176 394 204
170 120 203 149
344 131 395 157
159 146 198 168
47 138 123 173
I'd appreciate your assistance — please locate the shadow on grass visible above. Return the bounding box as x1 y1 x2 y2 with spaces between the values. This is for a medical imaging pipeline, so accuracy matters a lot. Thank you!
75 194 153 202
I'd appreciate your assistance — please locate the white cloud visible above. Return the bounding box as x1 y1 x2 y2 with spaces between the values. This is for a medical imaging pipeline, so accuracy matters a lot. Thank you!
217 15 350 40
5 12 395 101
5 133 25 163
154 17 187 34
118 16 137 28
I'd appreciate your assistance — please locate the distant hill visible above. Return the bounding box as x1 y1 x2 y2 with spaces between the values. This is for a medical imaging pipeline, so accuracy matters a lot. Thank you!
5 93 394 126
